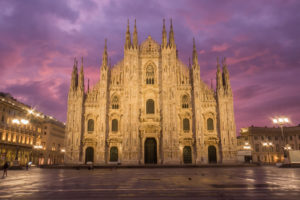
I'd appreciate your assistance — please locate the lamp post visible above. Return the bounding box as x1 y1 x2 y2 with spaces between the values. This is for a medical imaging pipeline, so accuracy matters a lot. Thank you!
272 117 289 162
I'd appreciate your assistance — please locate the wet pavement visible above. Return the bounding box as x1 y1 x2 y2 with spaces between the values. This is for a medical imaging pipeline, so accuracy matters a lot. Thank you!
0 166 300 199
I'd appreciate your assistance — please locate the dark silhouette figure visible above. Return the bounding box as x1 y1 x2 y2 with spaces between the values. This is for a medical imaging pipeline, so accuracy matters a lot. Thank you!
2 162 9 178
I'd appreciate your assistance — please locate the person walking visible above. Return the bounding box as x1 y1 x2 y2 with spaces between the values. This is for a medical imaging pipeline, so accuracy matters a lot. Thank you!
2 161 9 178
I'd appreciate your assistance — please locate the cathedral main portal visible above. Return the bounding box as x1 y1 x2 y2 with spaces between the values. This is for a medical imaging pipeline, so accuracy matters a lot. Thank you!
144 138 157 164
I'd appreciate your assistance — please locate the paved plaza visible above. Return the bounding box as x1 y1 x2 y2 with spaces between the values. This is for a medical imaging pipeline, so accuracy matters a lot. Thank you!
0 166 300 199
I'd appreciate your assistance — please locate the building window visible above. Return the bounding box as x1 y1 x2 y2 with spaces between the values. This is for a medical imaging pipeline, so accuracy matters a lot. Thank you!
255 144 259 152
183 118 190 131
146 99 155 114
261 136 264 140
112 119 118 132
207 118 214 131
88 119 94 132
112 96 119 109
290 136 293 140
146 65 154 84
254 136 258 140
275 136 278 141
268 136 271 140
182 95 189 109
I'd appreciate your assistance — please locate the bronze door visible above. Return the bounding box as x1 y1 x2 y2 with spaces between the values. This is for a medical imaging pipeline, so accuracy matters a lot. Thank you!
144 138 157 164
183 146 192 164
208 146 217 163
85 147 94 163
110 147 118 162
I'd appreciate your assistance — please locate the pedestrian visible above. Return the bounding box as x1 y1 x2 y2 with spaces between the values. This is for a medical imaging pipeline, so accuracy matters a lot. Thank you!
2 161 9 178
26 163 29 170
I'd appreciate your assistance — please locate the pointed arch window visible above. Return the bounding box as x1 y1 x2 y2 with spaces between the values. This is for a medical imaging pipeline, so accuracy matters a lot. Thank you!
87 119 94 132
146 99 155 114
112 119 118 132
207 118 214 131
146 65 154 84
183 118 190 132
182 95 190 108
112 96 119 109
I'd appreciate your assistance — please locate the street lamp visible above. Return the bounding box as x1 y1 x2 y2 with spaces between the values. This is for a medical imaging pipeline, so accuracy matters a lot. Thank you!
272 117 290 160
263 142 273 164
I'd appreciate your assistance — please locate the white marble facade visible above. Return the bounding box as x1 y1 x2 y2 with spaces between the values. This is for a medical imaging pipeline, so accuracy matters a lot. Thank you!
65 20 237 165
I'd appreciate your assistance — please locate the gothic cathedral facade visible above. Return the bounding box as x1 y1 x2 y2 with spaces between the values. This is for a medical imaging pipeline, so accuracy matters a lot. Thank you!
65 20 237 165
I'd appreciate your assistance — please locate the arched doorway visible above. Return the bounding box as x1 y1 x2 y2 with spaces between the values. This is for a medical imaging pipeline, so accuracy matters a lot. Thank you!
85 147 94 163
144 138 157 164
208 146 217 163
110 147 118 162
183 146 192 164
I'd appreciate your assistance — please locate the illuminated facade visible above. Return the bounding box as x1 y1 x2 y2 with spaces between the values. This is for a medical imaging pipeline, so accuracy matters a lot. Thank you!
238 126 300 163
0 92 65 166
65 20 237 165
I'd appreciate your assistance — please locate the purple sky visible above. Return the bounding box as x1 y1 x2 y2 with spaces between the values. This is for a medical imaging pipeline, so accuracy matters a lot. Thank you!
1 0 299 134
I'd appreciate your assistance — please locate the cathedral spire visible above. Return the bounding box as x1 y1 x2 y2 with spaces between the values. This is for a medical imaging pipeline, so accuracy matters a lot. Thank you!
79 57 84 91
125 19 132 49
132 19 138 49
87 78 90 92
216 57 223 91
102 39 108 68
70 58 78 90
162 19 167 48
168 19 175 48
222 57 231 91
192 38 198 67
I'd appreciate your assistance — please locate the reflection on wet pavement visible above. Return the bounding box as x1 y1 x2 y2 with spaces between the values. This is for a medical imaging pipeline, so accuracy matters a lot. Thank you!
0 166 300 199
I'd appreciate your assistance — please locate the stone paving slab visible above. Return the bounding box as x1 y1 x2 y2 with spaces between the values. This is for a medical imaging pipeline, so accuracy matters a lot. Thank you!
0 166 300 199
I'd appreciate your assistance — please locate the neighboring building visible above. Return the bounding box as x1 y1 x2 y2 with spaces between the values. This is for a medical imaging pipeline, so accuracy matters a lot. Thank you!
39 119 65 165
237 126 300 164
0 92 65 166
65 20 237 165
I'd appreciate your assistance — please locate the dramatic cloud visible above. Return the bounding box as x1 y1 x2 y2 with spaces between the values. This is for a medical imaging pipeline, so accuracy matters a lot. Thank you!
0 0 299 134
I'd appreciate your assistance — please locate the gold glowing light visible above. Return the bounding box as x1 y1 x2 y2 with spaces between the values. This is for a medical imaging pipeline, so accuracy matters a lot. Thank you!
21 119 29 125
12 119 20 124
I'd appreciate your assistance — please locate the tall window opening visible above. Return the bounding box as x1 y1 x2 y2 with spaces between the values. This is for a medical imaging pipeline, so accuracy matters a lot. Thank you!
146 65 154 84
146 99 155 114
183 118 190 131
182 95 189 108
112 119 118 132
87 119 94 132
207 118 214 130
112 96 119 109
